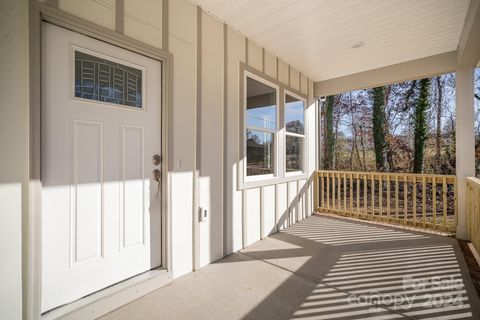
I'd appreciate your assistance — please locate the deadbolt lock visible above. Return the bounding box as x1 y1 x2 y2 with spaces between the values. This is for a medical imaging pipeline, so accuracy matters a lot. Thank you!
152 154 161 166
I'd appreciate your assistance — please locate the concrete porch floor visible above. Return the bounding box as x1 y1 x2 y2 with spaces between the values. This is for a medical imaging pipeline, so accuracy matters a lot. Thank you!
101 215 480 320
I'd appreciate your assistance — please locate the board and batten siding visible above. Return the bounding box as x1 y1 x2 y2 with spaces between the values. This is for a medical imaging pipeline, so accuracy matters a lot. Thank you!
33 0 316 279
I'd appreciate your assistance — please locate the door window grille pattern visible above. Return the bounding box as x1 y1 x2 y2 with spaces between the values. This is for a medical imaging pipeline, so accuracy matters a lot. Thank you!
75 51 143 108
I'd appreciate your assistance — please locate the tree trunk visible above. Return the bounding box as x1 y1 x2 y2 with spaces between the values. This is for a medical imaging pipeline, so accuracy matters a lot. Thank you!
372 86 387 171
413 79 430 173
359 124 367 170
324 95 335 169
435 76 443 173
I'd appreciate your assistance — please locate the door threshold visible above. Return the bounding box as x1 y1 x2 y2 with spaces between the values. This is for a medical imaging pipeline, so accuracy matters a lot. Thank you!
41 268 172 320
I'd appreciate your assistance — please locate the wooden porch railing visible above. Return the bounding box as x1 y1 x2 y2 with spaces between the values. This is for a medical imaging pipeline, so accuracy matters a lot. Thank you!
467 177 480 252
313 170 457 232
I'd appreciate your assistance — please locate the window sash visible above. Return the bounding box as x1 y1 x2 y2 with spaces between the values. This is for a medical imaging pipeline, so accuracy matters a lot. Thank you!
245 128 276 178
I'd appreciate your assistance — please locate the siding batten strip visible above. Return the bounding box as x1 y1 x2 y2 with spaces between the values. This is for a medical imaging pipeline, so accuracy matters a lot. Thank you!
242 190 247 248
161 0 168 50
275 184 279 232
115 0 124 34
260 187 265 239
222 23 228 256
261 48 265 73
275 57 279 80
245 38 249 66
286 182 290 228
297 180 300 221
192 6 202 271
299 73 302 93
288 65 291 87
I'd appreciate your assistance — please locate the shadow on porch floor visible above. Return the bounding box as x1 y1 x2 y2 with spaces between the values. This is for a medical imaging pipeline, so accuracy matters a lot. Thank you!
101 215 480 320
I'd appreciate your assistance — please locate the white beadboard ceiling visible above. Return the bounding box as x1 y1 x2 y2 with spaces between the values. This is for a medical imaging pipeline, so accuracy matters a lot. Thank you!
190 0 470 81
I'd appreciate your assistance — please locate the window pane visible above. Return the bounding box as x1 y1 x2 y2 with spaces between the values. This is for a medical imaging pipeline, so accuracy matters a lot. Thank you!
285 95 304 134
246 77 277 130
246 129 274 176
75 50 143 108
286 135 303 172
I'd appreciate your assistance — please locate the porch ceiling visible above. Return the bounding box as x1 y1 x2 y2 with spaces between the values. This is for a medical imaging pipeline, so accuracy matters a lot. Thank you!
190 0 470 82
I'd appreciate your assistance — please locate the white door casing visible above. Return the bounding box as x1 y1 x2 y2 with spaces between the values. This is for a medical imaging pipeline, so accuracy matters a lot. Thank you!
41 23 162 312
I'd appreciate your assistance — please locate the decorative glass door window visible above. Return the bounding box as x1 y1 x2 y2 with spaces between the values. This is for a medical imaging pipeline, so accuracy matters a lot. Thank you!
74 50 143 108
245 76 277 176
285 94 305 173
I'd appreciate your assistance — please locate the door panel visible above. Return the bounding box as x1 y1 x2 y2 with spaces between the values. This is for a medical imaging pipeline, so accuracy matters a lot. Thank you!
71 120 104 264
41 23 162 312
121 125 146 248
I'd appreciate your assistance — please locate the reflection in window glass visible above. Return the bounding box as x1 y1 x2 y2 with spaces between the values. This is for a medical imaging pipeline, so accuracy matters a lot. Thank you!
285 95 305 134
246 129 274 176
75 50 143 108
246 77 277 130
286 135 303 172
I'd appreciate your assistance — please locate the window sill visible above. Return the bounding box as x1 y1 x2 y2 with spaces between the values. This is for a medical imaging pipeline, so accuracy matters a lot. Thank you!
239 173 309 190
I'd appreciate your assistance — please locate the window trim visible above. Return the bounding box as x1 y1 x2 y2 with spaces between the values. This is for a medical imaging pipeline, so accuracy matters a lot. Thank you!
243 71 280 183
284 90 307 177
239 65 309 190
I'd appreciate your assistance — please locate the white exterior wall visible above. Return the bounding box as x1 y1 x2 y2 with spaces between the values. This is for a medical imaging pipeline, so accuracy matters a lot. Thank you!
1 2 317 316
0 0 29 318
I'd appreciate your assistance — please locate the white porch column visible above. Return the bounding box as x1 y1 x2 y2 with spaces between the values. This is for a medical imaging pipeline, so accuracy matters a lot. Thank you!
455 66 476 239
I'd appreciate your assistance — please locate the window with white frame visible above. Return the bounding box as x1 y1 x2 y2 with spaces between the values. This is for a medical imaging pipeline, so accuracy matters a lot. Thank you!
245 76 277 177
285 93 305 173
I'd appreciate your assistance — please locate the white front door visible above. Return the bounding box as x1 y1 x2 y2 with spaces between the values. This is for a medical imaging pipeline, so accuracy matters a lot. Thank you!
41 23 162 312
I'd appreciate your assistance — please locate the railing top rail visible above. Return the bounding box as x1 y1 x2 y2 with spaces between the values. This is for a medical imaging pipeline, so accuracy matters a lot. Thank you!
315 170 456 179
466 176 480 185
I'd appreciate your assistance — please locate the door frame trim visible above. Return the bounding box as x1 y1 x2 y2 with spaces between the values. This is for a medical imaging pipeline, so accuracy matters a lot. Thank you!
28 2 173 318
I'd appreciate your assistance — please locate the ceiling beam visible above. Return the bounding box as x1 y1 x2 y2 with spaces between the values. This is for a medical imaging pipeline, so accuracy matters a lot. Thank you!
314 51 456 97
457 0 480 68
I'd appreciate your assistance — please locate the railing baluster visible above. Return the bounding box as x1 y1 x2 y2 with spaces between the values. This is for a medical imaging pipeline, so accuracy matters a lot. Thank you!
432 176 437 228
404 176 408 223
363 174 367 216
343 173 347 212
412 176 417 225
379 175 383 217
422 176 426 227
371 174 375 217
350 173 353 213
332 173 336 211
326 172 330 210
442 177 447 228
387 174 391 220
395 175 399 221
356 174 360 215
320 171 324 209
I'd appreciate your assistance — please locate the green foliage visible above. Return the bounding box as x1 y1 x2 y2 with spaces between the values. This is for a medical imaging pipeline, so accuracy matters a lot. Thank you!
324 95 335 169
371 86 386 171
413 78 430 173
